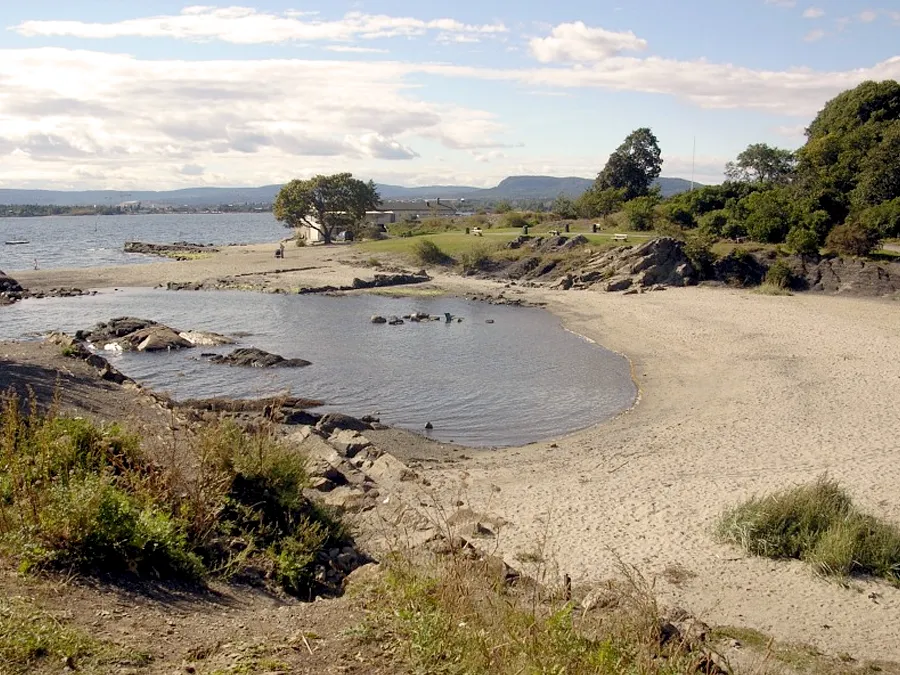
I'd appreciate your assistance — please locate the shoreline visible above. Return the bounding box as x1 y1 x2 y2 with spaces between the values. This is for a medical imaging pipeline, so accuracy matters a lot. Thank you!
5 240 900 661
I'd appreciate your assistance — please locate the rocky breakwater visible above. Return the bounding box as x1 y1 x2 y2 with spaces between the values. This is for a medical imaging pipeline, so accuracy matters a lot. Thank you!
77 316 235 352
554 237 696 292
125 241 219 259
0 269 24 305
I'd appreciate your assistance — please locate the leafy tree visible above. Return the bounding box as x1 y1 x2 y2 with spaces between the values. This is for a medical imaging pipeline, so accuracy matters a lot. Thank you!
551 194 578 219
273 173 380 244
494 200 513 214
623 195 660 231
857 197 900 238
595 128 663 201
575 187 626 219
697 209 731 238
740 189 792 243
724 143 796 184
825 221 882 257
797 80 900 217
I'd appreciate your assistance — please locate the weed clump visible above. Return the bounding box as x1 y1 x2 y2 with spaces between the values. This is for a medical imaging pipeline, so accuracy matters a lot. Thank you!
0 391 348 597
717 476 900 581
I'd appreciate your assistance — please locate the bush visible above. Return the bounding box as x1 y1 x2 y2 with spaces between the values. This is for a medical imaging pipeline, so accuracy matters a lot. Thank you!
785 227 820 256
717 476 900 581
697 209 730 237
500 211 530 229
412 239 452 265
623 196 659 231
0 393 350 597
764 259 794 289
683 230 717 279
825 221 882 257
458 243 494 275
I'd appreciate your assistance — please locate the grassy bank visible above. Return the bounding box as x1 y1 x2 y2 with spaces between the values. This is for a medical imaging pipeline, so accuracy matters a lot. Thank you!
0 391 347 596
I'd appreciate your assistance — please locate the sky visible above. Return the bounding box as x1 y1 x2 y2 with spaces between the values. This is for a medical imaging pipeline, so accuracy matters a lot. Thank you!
0 1 898 191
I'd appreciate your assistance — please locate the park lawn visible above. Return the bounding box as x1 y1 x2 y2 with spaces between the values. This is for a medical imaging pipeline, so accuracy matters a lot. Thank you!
355 228 650 263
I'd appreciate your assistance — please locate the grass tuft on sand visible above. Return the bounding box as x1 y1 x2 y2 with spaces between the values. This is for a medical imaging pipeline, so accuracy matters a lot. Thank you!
717 475 900 581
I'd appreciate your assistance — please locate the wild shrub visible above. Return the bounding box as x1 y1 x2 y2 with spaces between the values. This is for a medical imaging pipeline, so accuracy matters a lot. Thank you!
500 211 530 229
825 221 883 257
717 475 900 581
458 243 494 275
0 392 349 597
785 227 820 256
764 259 794 289
412 238 452 265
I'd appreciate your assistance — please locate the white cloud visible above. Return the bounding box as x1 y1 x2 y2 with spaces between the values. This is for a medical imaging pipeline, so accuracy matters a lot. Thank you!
325 45 389 54
858 10 878 22
13 7 507 45
802 7 825 18
804 28 826 41
346 133 419 160
529 21 647 63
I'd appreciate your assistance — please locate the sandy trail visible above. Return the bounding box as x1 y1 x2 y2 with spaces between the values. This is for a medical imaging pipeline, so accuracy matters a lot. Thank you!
8 242 900 660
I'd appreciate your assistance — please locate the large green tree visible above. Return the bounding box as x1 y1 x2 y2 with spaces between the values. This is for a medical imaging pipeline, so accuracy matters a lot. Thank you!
595 128 663 201
797 80 900 216
273 173 380 244
724 143 796 184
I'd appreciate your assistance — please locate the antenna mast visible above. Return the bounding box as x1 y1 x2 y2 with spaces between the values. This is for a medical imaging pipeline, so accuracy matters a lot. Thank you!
690 136 696 191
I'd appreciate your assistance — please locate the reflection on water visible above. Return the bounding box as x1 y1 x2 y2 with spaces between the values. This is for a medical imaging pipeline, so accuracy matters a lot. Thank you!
0 289 636 447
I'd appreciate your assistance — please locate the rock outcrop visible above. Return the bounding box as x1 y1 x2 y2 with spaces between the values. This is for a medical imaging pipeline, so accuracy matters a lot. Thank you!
0 270 24 305
124 241 219 257
209 347 311 368
78 317 233 352
792 256 900 296
555 237 697 292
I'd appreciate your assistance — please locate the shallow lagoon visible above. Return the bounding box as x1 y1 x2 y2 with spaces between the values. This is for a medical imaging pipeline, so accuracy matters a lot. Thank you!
1 289 636 447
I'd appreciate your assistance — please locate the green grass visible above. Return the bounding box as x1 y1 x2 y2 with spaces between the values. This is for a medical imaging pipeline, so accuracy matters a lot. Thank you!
0 391 348 597
753 282 793 296
717 476 900 582
0 597 149 674
362 554 724 675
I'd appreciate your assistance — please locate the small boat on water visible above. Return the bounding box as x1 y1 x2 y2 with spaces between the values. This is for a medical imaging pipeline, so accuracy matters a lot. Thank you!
4 240 29 245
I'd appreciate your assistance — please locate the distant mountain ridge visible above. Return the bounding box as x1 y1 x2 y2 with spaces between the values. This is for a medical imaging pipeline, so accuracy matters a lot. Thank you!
0 176 699 207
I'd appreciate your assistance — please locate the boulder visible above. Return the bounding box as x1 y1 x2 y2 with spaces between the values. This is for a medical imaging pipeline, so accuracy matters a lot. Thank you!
178 330 234 346
329 429 373 458
209 347 311 368
316 412 370 434
370 315 387 324
0 270 24 303
129 326 193 352
78 317 157 343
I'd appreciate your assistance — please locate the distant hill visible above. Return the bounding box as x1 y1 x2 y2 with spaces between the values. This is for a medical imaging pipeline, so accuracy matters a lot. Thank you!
0 176 700 207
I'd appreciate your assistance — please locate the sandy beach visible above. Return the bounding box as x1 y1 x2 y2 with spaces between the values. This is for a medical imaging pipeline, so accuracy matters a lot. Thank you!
7 242 900 662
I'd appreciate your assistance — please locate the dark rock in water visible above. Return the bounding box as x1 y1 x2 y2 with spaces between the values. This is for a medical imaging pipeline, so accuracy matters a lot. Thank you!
317 412 370 434
79 317 157 342
371 315 387 324
387 316 404 325
209 347 311 368
425 421 434 430
352 272 431 289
